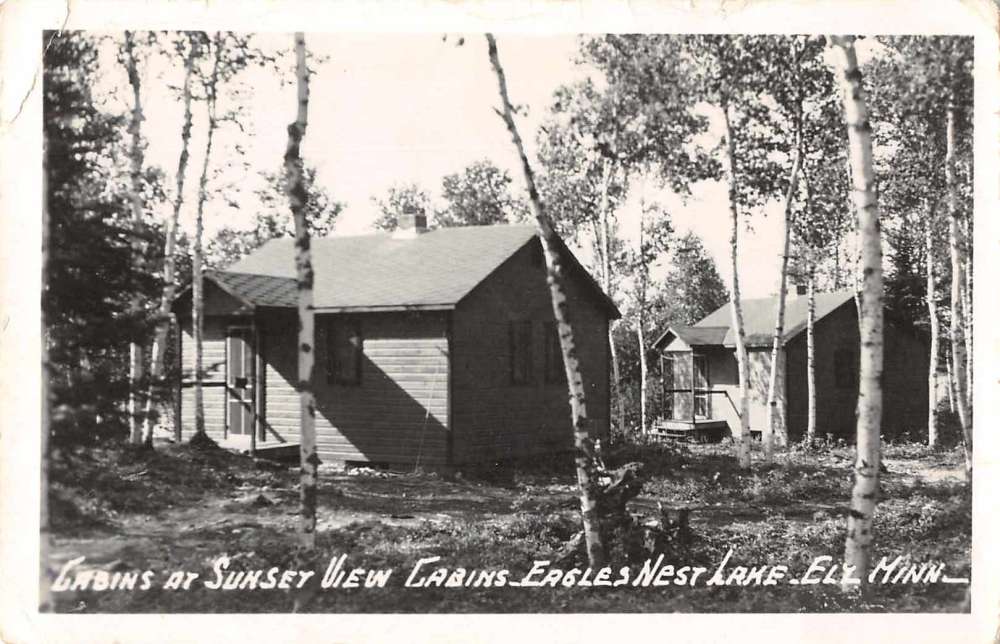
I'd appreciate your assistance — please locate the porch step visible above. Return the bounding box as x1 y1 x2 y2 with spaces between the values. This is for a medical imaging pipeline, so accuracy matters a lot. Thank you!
218 436 300 461
650 420 729 444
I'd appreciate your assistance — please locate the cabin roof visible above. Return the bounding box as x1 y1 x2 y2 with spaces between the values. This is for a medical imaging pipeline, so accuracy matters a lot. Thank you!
664 326 729 348
653 290 856 350
182 224 619 316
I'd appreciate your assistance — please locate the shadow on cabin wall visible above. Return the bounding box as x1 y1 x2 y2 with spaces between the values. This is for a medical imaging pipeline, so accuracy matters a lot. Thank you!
262 309 450 468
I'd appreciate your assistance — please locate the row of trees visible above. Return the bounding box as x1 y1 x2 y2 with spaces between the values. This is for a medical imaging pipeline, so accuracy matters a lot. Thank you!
483 33 973 582
44 31 973 588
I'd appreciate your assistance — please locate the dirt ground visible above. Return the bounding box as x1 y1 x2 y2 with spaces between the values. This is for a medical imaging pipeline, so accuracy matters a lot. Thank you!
47 439 971 613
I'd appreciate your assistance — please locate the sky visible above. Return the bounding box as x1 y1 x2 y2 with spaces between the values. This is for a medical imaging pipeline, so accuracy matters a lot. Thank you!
97 32 828 299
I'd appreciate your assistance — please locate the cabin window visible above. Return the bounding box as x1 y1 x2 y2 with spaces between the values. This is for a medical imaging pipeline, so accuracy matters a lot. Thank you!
509 320 533 385
327 319 362 385
544 321 565 384
834 348 856 389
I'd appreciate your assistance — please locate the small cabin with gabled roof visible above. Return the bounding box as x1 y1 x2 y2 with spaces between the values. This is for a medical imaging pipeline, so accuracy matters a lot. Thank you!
172 215 619 466
650 289 929 443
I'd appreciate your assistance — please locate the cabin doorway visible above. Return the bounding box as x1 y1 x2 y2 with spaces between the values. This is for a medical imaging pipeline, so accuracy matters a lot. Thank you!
226 326 255 437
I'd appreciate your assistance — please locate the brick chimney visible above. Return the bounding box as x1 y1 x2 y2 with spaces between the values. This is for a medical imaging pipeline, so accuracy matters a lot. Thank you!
393 208 428 239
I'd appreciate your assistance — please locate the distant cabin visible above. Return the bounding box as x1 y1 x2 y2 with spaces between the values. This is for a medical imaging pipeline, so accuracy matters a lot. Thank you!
172 216 619 466
650 289 929 443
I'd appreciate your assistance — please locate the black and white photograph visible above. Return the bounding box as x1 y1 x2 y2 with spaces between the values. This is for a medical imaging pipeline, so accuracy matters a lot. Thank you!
2 0 998 641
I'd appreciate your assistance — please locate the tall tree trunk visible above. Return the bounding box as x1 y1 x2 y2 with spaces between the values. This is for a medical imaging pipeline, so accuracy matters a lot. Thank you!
123 31 146 445
925 201 940 448
806 268 817 444
142 36 198 446
638 323 647 435
192 34 221 439
286 33 318 549
765 138 802 461
945 96 972 475
961 258 972 414
721 104 751 470
596 159 624 438
636 211 648 436
945 348 956 414
487 33 605 568
831 35 884 587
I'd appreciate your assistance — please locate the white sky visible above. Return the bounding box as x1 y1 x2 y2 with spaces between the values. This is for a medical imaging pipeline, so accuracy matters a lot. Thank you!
94 32 865 299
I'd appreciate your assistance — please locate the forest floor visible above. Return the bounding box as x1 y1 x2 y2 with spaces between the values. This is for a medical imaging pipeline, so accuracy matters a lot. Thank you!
47 438 970 613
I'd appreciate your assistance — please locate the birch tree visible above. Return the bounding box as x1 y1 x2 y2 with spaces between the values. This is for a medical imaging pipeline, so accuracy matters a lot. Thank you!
762 36 834 460
945 95 972 471
191 33 223 441
540 35 717 437
626 200 671 435
779 38 850 448
122 31 147 445
691 36 786 469
142 33 199 445
487 33 605 568
763 139 801 462
829 34 884 586
285 32 319 548
868 36 973 452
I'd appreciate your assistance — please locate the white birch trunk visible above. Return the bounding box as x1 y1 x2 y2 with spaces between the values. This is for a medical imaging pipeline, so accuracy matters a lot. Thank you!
765 140 802 461
831 35 884 586
945 97 972 474
721 105 751 470
597 160 625 437
192 34 221 439
636 214 648 436
961 259 972 415
638 323 647 435
945 348 956 414
142 37 197 446
806 269 817 444
286 33 318 549
925 202 940 448
488 33 606 568
123 31 146 445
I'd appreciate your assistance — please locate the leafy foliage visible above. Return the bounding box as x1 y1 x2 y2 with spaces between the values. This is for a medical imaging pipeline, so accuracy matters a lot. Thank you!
206 165 344 268
44 31 166 445
371 182 433 231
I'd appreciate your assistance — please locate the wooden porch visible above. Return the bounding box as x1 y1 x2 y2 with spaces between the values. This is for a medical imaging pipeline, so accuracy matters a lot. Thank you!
649 419 729 443
650 346 738 444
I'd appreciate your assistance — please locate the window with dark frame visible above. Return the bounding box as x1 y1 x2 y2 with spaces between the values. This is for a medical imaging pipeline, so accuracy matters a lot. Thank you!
543 321 565 384
509 320 533 385
834 347 856 389
327 319 362 385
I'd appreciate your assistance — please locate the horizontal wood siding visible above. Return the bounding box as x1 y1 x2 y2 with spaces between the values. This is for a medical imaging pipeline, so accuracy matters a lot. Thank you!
258 310 300 446
179 316 228 441
451 239 611 464
257 309 450 465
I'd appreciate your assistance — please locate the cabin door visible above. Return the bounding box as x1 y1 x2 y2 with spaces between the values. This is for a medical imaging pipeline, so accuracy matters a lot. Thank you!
226 326 255 436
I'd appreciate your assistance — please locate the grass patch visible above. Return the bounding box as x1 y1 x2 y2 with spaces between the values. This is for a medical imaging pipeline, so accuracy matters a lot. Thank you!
48 440 970 613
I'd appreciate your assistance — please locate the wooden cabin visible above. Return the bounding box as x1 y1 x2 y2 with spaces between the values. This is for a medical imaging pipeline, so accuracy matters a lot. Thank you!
650 289 929 443
172 215 619 466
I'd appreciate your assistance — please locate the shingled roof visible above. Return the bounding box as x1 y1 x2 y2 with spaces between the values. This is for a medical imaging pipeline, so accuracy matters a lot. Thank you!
194 224 618 316
654 290 856 350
